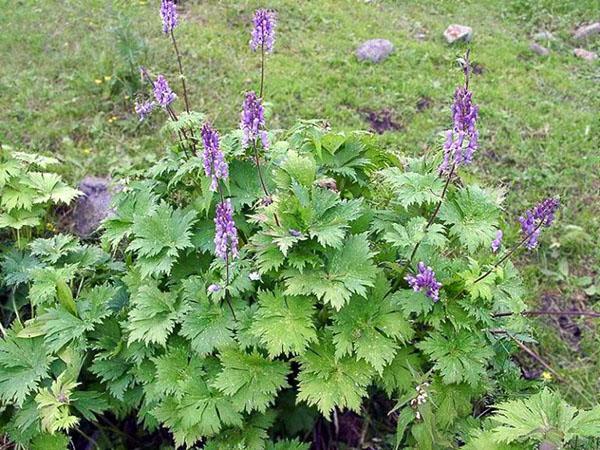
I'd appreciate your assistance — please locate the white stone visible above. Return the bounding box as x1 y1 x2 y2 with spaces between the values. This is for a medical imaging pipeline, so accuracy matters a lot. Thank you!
573 48 598 61
355 39 395 63
574 22 600 40
443 24 473 44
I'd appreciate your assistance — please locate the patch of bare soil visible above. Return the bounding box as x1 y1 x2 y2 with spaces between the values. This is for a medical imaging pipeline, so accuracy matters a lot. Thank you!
363 109 403 134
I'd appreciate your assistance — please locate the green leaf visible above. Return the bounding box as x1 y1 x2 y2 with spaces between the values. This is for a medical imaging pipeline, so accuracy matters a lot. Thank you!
250 289 317 358
1 182 37 210
128 203 197 278
203 412 275 450
151 356 242 447
24 172 80 205
126 284 186 346
296 335 374 416
380 169 444 209
180 292 236 356
383 217 447 256
1 249 41 287
274 151 317 189
30 433 70 450
418 329 493 386
0 333 54 406
0 207 43 230
284 233 377 310
11 151 58 168
38 285 114 352
29 234 80 264
490 388 586 445
213 348 289 413
331 276 414 373
28 265 78 307
0 157 22 187
102 185 158 248
71 390 109 421
35 372 80 434
439 186 500 253
379 348 423 396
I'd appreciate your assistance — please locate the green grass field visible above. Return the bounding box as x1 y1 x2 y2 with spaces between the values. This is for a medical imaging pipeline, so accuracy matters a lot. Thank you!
1 0 599 406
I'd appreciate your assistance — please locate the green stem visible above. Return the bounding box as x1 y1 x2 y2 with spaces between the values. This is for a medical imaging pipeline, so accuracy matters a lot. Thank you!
473 220 544 285
393 163 456 290
170 30 190 113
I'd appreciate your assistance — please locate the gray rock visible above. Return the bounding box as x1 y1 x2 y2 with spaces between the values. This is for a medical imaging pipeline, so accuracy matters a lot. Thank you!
72 176 114 236
574 22 600 40
533 31 555 41
573 48 598 61
530 42 550 56
355 39 394 63
443 24 473 44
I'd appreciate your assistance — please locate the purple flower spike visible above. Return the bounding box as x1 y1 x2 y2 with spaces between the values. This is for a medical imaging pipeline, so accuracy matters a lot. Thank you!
134 100 156 121
405 262 442 302
533 197 560 227
250 9 277 53
160 0 178 34
153 75 176 108
491 229 503 253
214 199 239 260
518 198 559 250
439 86 479 174
240 91 268 149
201 123 229 191
208 284 221 293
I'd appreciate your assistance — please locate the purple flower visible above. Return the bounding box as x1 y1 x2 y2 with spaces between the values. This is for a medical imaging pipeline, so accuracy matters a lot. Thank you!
518 198 560 250
439 86 479 173
405 262 442 302
289 229 302 237
250 9 277 53
201 123 229 191
160 0 178 34
491 229 503 253
208 284 221 293
533 197 560 227
153 75 176 108
214 199 239 260
240 91 269 149
134 100 156 121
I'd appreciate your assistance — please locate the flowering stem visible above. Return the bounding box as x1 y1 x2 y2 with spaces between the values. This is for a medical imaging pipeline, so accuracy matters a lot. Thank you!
215 181 237 321
473 220 544 284
170 30 190 113
395 162 456 288
253 143 270 198
259 44 265 99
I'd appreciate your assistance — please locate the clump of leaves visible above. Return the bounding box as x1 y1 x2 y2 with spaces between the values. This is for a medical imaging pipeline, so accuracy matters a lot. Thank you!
0 149 79 244
0 5 596 450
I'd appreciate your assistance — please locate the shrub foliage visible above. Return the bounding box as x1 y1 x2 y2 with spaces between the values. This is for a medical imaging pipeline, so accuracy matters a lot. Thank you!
0 3 598 450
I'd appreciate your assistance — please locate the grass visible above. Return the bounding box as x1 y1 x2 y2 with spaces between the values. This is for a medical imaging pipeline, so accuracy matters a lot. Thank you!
1 0 598 406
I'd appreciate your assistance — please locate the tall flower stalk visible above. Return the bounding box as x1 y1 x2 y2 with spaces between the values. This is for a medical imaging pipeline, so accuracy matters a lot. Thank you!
160 0 191 113
399 50 476 277
250 9 277 98
473 197 559 284
201 122 238 318
240 91 271 200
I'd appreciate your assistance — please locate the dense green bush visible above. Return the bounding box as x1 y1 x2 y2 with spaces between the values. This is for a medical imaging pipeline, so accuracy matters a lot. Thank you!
0 3 598 449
